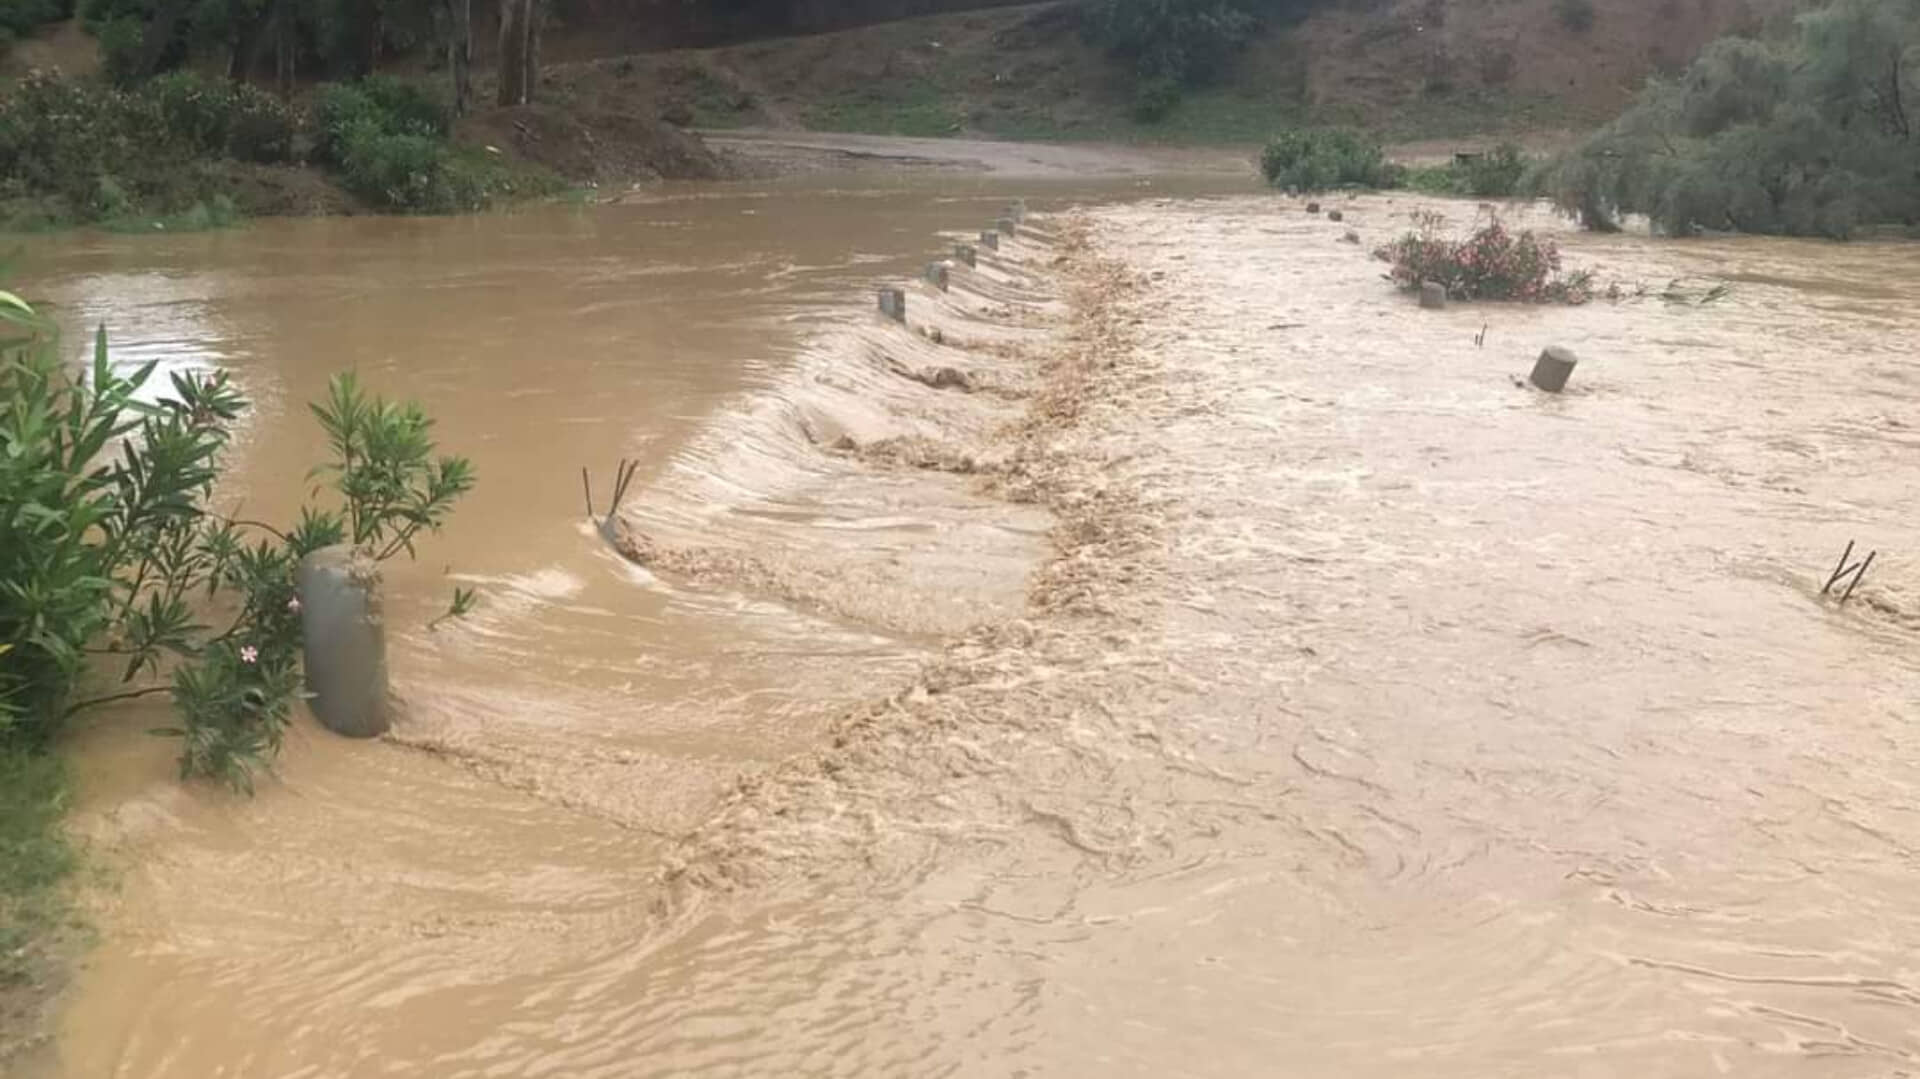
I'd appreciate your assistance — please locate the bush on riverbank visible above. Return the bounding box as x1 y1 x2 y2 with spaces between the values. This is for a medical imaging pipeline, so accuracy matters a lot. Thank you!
0 70 551 225
1259 126 1387 191
1534 0 1920 238
1376 216 1595 303
0 289 474 787
0 70 296 225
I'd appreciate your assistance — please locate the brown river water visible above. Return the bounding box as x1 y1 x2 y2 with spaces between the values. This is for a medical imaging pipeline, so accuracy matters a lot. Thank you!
17 176 1920 1077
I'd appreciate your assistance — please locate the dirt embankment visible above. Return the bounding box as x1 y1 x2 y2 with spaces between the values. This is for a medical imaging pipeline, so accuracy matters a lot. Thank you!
456 104 732 186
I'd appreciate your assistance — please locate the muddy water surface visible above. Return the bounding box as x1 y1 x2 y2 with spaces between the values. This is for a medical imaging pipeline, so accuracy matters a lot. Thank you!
30 185 1920 1077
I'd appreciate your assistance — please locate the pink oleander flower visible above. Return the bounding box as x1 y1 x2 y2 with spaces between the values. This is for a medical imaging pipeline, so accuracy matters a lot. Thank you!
240 645 259 664
288 596 302 614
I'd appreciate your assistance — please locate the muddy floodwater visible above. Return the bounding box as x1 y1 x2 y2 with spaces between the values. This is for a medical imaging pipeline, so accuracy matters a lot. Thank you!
23 179 1920 1077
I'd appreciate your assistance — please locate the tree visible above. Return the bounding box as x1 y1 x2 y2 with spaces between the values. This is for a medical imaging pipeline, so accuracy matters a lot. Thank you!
1535 0 1920 238
445 0 471 114
496 0 533 106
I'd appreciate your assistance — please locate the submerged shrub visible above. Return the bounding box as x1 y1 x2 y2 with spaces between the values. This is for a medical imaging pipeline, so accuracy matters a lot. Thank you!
1375 216 1595 303
1260 127 1388 191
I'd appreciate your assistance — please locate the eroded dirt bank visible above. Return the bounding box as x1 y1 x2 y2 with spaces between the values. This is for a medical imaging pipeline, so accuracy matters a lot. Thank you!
46 192 1920 1076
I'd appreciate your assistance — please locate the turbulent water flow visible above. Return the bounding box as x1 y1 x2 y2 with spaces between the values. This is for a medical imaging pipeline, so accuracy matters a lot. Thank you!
32 186 1920 1078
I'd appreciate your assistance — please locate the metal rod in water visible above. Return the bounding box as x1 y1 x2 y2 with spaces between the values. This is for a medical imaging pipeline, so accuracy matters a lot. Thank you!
582 467 594 518
1841 550 1876 604
1823 540 1856 595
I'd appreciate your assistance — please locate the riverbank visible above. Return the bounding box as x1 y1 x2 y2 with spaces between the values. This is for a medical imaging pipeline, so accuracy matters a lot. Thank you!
0 752 74 1073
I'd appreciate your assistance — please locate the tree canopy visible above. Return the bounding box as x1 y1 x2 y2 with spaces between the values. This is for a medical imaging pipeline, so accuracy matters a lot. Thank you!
1534 0 1920 238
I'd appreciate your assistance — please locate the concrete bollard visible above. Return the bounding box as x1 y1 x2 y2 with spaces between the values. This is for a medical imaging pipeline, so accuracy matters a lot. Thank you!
995 217 1018 237
1306 201 1322 214
1327 209 1344 222
1530 345 1579 392
296 545 390 738
1008 199 1027 223
924 262 950 290
878 287 907 322
979 230 1000 251
953 243 977 267
1341 229 1361 244
1419 281 1447 309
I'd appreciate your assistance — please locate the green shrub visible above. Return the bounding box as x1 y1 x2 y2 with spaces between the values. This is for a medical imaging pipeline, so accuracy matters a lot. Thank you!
0 71 301 223
1390 144 1529 197
148 72 299 164
336 121 488 212
1375 216 1595 302
92 15 148 86
0 290 474 787
359 75 450 137
313 76 449 166
225 86 298 163
0 71 148 214
1260 127 1387 191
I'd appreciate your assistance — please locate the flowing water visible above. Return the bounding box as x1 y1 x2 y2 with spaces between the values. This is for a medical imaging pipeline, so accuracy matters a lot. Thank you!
22 179 1920 1077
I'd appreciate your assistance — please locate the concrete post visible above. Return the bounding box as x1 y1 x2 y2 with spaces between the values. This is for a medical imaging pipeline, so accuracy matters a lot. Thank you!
954 243 977 267
878 287 907 322
995 217 1018 237
924 262 950 291
1327 210 1344 222
1419 281 1447 309
1530 346 1579 392
1008 201 1026 223
296 545 390 738
1306 201 1322 214
979 230 999 251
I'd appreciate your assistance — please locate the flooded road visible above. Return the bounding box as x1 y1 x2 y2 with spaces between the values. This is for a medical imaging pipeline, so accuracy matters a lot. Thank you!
28 183 1920 1077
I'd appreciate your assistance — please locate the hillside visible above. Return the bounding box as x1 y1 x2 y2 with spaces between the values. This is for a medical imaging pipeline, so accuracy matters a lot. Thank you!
534 0 1787 143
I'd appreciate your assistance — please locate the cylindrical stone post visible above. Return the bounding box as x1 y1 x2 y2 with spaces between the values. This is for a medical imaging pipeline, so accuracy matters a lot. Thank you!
924 262 950 291
954 243 977 267
995 217 1017 237
1530 345 1579 392
296 545 389 738
1305 201 1322 214
979 230 1000 251
1419 281 1447 309
878 286 906 322
1327 209 1344 222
